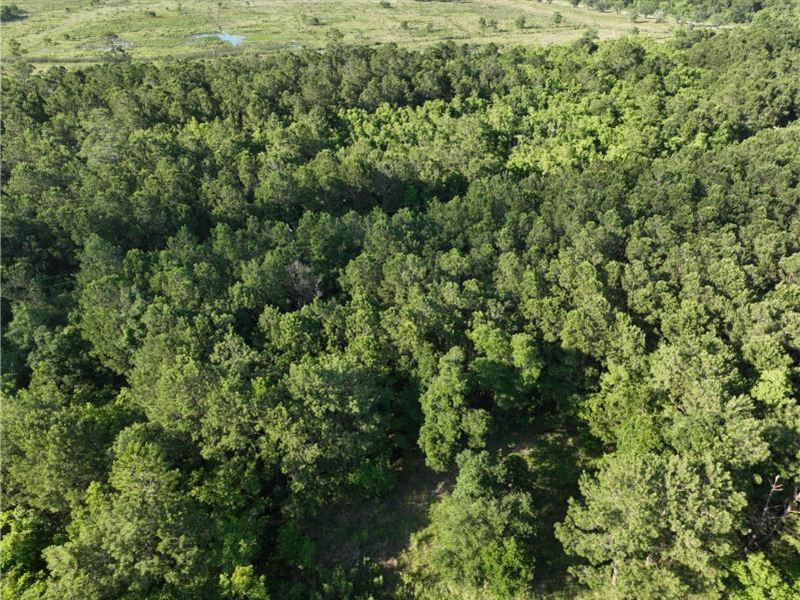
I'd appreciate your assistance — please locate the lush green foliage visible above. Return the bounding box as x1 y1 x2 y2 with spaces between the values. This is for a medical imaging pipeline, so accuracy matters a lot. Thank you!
401 451 537 598
581 0 777 22
2 4 800 598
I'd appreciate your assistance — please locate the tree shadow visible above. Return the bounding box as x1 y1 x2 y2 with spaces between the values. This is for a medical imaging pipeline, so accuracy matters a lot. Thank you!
307 451 454 589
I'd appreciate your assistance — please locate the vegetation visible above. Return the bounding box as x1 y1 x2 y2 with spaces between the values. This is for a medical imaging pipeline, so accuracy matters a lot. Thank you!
581 0 772 22
0 3 26 21
2 2 800 599
1 0 683 63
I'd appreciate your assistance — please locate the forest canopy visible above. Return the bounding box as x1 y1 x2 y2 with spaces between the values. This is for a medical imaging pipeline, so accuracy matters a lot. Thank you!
2 3 800 598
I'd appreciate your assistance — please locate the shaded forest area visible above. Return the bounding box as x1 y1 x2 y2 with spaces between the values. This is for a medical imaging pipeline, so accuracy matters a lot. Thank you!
2 3 800 598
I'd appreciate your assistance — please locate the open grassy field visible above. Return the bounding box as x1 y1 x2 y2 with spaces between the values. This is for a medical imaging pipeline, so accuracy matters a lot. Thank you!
1 0 679 63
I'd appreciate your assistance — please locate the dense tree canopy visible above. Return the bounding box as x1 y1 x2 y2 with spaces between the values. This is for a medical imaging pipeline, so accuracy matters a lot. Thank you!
2 3 800 598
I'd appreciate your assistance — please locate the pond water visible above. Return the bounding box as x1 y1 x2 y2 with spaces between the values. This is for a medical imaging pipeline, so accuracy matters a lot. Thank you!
192 32 245 46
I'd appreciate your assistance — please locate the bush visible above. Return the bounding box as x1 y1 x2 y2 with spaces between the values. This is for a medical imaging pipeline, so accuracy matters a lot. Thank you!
0 4 25 21
407 452 536 598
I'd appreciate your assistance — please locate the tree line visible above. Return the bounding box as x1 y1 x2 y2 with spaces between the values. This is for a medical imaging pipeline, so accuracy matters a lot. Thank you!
572 0 778 23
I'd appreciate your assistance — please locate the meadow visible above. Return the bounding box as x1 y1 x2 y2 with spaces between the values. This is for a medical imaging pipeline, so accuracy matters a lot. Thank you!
2 0 678 63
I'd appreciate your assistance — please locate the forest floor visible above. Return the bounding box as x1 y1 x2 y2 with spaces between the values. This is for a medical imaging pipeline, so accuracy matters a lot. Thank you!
309 422 595 597
2 0 681 64
310 452 454 578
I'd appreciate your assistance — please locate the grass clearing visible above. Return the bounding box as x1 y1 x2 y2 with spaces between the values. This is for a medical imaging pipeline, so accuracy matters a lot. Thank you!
304 422 596 597
395 428 595 598
2 0 679 63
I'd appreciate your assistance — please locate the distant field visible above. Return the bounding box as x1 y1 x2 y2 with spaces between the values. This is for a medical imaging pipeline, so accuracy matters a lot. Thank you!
1 0 679 63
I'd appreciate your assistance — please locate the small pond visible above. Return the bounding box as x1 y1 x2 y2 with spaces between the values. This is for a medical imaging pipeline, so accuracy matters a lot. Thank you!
192 32 245 46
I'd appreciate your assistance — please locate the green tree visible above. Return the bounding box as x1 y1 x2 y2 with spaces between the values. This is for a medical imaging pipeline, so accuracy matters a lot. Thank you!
557 452 748 598
405 451 536 598
418 347 490 472
44 424 214 598
269 352 392 509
